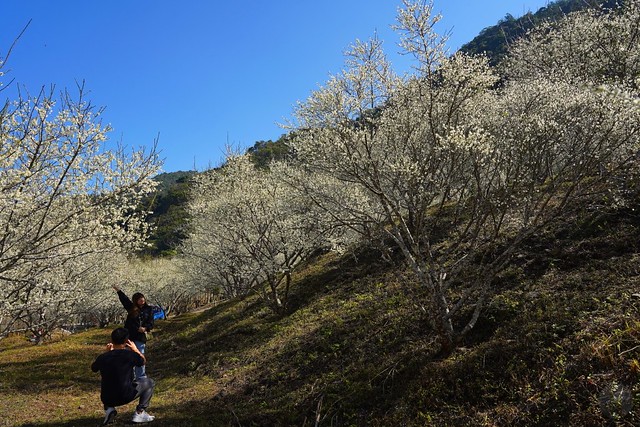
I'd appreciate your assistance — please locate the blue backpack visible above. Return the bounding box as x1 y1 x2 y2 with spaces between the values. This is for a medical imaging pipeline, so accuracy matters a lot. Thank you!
151 305 166 320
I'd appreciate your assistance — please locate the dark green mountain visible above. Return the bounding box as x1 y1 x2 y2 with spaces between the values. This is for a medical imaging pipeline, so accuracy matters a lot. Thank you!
459 0 621 64
246 134 293 169
142 171 196 257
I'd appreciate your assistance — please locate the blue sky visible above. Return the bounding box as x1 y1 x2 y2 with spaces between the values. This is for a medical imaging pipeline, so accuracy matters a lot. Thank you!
1 1 551 173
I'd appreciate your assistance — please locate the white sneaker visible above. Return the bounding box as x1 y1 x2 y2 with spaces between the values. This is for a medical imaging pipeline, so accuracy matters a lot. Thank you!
103 407 117 425
132 410 155 423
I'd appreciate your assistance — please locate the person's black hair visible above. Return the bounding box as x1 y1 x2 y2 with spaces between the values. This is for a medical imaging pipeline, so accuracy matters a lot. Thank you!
111 327 129 345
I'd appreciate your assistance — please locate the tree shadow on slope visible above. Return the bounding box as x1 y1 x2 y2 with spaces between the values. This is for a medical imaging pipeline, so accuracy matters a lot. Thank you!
148 298 274 379
148 246 398 381
135 206 640 426
285 244 398 314
186 270 437 425
130 246 434 426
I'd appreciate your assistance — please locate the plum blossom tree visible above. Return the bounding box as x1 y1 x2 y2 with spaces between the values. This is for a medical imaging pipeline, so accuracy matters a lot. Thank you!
19 250 132 341
289 0 640 352
181 216 258 301
503 0 640 92
118 256 205 317
182 154 341 313
0 80 161 339
181 158 261 301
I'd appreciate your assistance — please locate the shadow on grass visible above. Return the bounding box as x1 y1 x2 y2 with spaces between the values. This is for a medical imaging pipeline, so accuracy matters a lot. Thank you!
147 250 390 385
22 416 229 427
148 298 281 378
286 245 395 314
22 398 235 427
1 331 111 394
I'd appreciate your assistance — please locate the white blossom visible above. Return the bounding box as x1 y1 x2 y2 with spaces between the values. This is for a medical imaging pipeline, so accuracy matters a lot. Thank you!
0 84 161 339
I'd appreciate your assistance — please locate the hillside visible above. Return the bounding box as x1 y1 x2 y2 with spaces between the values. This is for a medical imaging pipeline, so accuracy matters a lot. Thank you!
459 0 621 64
1 200 639 426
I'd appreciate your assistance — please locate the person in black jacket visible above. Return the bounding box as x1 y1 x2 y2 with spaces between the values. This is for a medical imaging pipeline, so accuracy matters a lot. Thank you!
92 327 155 424
112 285 154 379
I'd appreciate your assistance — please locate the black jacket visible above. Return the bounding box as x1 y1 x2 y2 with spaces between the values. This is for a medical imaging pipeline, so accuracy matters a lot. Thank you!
117 290 154 343
91 349 144 406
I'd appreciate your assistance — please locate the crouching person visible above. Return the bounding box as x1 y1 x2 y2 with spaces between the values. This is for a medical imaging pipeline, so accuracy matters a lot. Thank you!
91 327 156 424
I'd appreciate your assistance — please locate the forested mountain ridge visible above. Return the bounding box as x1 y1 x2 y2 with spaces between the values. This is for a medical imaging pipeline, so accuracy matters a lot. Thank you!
459 0 621 64
153 171 196 194
142 171 196 256
246 135 292 169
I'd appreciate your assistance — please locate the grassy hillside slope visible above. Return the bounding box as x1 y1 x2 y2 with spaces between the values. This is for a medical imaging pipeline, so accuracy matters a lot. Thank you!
1 204 640 426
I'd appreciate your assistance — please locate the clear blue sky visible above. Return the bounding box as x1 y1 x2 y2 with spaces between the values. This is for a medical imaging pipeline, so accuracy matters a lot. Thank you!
1 1 550 173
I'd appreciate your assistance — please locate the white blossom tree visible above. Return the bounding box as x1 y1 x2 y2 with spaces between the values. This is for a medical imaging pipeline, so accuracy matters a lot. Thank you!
19 249 131 341
182 154 341 313
117 256 206 317
0 80 161 339
503 0 640 93
289 0 640 352
181 158 261 301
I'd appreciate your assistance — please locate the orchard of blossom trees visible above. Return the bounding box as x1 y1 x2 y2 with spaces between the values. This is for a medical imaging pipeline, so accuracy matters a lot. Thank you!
182 0 640 352
2 1 638 350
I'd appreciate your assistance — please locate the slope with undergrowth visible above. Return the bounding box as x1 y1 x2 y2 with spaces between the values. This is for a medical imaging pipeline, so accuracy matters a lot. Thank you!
1 200 640 426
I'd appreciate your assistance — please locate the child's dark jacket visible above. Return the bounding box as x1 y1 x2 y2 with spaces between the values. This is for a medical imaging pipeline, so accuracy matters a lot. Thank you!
117 290 154 343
